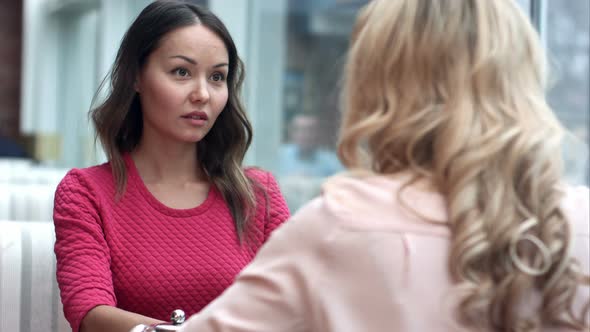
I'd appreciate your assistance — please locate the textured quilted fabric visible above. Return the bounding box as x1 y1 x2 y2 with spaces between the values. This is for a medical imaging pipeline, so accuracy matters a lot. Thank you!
53 155 290 332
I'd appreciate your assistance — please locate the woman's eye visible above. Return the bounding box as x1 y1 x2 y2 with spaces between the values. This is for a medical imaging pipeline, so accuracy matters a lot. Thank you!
210 72 226 82
173 68 190 77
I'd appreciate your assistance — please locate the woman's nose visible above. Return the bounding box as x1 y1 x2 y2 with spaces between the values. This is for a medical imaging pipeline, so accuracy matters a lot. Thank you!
189 79 210 103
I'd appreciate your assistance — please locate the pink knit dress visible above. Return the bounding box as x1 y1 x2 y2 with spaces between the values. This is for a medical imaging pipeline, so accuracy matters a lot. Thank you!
53 155 290 332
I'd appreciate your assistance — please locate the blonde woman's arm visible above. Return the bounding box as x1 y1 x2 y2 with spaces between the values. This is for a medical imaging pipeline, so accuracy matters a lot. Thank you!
178 198 329 332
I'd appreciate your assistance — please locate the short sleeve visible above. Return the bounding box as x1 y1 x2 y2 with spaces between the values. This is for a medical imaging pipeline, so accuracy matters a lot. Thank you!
53 169 116 332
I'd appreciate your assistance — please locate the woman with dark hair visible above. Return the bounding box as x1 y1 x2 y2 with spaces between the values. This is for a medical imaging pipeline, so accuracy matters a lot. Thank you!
52 2 289 332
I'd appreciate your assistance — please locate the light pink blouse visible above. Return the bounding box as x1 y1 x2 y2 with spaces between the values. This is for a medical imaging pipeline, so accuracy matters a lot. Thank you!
179 174 590 332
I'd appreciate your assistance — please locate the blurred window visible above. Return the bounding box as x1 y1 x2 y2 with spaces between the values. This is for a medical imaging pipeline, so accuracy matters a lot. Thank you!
263 0 590 211
544 1 589 185
268 0 367 210
19 0 588 212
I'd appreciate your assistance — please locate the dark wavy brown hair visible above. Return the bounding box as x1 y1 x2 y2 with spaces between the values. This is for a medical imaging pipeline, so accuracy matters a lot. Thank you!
91 1 258 242
338 0 589 330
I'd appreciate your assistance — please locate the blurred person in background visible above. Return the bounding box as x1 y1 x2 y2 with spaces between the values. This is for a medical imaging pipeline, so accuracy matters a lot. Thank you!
52 2 289 332
277 113 342 211
134 0 586 331
278 113 342 178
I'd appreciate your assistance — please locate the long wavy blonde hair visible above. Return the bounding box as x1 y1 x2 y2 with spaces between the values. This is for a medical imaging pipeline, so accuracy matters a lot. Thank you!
338 0 589 330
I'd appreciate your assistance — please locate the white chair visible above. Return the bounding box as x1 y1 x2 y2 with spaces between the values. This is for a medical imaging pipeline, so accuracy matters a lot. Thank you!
0 159 33 184
4 184 56 222
0 186 10 220
0 220 69 332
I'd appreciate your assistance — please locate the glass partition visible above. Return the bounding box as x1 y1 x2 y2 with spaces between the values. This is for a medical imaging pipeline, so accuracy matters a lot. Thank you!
545 0 590 185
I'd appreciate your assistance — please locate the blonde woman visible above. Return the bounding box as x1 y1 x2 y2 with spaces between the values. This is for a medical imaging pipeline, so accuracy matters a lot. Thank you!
137 0 589 331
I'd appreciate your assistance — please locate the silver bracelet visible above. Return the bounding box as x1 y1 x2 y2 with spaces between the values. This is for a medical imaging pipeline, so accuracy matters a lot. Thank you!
129 310 186 332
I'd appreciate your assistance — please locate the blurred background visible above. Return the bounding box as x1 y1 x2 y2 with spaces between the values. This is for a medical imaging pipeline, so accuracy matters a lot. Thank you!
0 0 588 216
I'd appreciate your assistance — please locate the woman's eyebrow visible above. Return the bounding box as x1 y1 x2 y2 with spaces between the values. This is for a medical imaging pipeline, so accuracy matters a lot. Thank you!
169 55 228 69
169 55 197 65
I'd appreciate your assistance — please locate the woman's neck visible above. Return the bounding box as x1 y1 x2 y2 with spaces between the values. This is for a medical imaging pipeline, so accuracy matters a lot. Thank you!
131 139 205 185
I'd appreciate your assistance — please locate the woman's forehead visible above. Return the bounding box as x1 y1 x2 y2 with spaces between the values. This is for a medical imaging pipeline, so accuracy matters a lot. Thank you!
155 24 228 61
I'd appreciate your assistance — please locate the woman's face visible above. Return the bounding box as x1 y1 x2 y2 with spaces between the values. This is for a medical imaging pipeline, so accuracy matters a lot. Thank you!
136 24 229 145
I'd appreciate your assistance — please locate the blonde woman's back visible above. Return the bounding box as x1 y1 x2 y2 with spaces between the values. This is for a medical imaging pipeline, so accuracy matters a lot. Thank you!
300 174 590 331
176 172 588 332
312 175 590 331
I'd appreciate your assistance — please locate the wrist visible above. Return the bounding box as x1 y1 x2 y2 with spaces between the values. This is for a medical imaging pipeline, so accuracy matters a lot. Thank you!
129 310 186 332
130 324 150 332
129 323 166 332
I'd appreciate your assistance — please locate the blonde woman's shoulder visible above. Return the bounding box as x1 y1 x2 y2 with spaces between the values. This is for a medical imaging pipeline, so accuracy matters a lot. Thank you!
320 171 387 213
287 171 383 228
314 171 448 232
